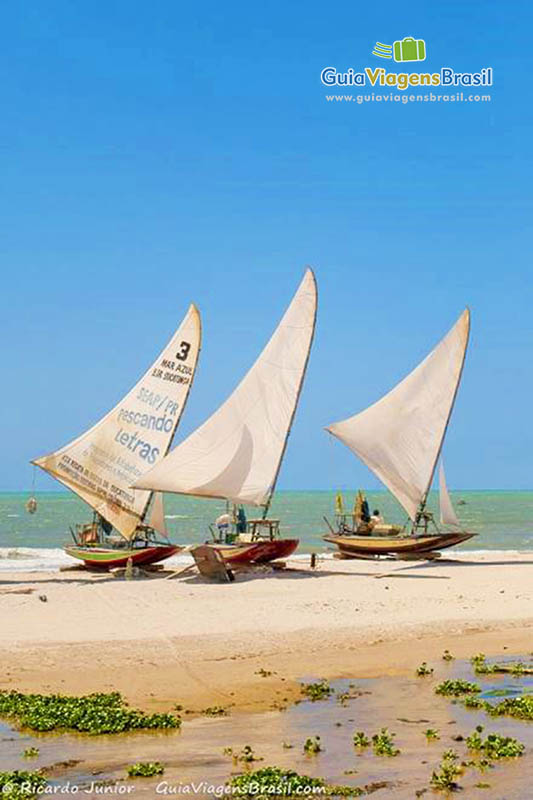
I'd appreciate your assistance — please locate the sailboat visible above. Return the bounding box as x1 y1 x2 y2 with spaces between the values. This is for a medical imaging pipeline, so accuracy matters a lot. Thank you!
32 305 202 569
324 309 476 558
132 269 317 566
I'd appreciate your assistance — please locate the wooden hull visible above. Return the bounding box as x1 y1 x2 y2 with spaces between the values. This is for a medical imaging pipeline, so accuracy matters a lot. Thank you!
202 539 299 566
64 544 182 570
324 531 475 558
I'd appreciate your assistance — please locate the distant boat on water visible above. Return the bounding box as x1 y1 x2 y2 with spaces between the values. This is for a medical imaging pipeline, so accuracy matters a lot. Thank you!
32 305 202 569
324 309 476 559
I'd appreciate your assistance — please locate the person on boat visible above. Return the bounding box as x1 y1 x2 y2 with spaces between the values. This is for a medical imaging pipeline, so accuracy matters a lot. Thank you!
236 506 247 534
360 496 371 523
370 509 384 526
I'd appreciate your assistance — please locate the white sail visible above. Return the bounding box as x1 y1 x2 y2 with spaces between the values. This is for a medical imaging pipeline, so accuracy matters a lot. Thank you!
439 462 460 527
133 269 317 507
326 309 470 521
33 305 202 539
149 492 167 536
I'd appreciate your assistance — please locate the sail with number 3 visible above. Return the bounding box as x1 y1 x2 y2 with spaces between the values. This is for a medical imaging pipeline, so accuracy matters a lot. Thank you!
33 305 202 540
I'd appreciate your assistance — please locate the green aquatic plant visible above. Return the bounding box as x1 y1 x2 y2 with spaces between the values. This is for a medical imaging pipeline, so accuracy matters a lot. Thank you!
460 692 533 719
423 728 440 741
466 726 524 760
22 747 39 759
442 649 454 662
300 680 333 701
0 771 47 800
470 653 490 673
371 728 399 757
470 654 533 676
486 693 533 720
435 679 481 697
474 783 491 789
416 662 434 677
462 694 486 709
0 690 180 734
202 705 228 716
352 731 370 748
224 745 262 764
127 762 165 777
282 742 293 749
228 767 363 798
430 750 462 791
303 735 322 754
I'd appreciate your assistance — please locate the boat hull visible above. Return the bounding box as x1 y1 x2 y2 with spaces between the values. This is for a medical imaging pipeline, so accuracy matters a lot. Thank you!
202 539 299 566
324 531 475 558
64 544 182 570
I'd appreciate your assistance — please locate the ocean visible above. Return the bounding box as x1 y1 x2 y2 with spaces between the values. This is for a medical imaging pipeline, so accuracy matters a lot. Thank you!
1 489 532 572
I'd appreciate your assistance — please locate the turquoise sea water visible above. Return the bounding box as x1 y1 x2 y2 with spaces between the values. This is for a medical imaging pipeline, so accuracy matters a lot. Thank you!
0 490 532 571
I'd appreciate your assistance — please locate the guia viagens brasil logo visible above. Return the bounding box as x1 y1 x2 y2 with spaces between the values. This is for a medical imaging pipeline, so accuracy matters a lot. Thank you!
321 36 493 90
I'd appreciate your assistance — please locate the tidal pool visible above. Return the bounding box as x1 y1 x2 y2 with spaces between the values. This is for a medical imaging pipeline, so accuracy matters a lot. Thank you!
1 655 532 799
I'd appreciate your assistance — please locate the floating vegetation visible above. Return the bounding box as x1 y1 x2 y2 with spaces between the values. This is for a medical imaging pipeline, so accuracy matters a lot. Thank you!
462 695 486 710
466 725 524 759
255 668 273 678
282 742 293 749
300 680 333 701
423 728 440 741
470 653 533 676
442 650 454 662
353 731 370 748
416 662 434 677
202 706 228 716
486 694 533 720
223 745 263 764
460 692 533 719
371 728 400 757
127 762 165 777
22 747 39 759
430 750 462 791
0 690 180 734
474 783 491 789
228 767 363 798
0 771 47 800
435 679 481 697
337 689 366 706
303 735 322 754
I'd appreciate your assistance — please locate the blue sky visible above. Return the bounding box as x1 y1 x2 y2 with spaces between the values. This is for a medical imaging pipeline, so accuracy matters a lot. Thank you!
1 1 531 491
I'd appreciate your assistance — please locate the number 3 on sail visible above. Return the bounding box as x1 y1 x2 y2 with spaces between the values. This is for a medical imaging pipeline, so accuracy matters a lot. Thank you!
32 305 202 570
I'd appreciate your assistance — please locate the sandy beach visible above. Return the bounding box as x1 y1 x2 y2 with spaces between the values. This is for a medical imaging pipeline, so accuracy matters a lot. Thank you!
1 552 532 713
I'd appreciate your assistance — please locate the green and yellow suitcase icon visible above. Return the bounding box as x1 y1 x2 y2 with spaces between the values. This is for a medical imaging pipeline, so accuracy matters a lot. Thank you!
393 37 426 62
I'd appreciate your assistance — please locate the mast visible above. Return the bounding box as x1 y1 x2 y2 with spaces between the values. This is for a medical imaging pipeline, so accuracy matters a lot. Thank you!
326 308 470 523
140 305 202 523
262 268 318 518
131 269 318 509
416 308 470 519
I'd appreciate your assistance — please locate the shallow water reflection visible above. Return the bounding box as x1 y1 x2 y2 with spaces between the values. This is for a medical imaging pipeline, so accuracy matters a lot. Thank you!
1 655 532 799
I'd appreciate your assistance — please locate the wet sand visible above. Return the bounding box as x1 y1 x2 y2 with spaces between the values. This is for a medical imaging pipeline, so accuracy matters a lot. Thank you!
1 656 532 799
0 553 532 712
